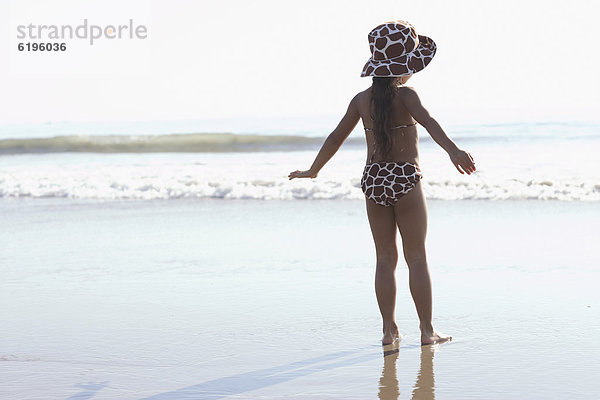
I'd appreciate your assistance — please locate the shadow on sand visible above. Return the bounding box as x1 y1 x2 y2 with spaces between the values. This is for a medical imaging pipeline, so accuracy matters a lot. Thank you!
142 343 439 399
65 381 109 400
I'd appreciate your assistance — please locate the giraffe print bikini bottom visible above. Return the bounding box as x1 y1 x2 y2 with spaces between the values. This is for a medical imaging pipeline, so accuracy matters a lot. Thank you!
360 161 422 207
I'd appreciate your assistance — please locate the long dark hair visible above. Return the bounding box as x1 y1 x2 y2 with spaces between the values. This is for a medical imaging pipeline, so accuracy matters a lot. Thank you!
371 77 402 159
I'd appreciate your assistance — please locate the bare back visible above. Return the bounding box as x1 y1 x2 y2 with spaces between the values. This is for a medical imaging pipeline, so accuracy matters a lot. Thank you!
355 86 419 165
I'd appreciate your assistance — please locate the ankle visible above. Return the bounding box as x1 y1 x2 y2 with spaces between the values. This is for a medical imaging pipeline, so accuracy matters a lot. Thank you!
419 322 433 333
382 320 397 330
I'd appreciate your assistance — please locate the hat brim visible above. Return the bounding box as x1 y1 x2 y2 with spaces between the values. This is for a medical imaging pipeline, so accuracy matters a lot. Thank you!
360 35 436 77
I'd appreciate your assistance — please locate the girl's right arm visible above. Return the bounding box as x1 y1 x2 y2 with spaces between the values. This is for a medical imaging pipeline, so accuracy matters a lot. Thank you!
402 87 476 175
288 94 360 180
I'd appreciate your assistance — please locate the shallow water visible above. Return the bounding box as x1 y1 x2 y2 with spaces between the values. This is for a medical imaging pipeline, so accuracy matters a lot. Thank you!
1 122 599 201
1 199 599 399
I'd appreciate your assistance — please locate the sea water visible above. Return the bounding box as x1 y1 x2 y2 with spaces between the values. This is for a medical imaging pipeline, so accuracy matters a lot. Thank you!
0 121 598 201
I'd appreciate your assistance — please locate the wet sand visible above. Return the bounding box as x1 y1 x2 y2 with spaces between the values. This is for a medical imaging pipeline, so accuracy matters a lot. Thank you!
1 198 599 399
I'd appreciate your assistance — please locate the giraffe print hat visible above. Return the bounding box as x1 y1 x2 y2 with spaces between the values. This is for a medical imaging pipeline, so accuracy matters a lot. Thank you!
361 20 437 77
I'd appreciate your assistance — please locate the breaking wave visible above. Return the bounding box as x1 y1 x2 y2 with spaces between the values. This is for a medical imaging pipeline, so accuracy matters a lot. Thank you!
0 133 365 154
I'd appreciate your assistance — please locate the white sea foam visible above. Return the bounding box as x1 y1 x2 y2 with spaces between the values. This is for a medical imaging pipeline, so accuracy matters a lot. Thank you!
0 122 598 202
0 175 596 201
0 148 598 201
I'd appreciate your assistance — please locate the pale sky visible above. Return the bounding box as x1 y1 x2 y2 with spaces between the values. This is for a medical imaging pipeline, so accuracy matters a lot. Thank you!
0 0 599 126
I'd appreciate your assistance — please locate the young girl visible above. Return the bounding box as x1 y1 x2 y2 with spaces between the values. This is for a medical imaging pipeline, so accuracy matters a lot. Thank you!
288 20 476 345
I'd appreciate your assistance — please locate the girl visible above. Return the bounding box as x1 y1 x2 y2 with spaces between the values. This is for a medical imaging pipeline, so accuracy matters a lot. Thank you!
288 21 476 345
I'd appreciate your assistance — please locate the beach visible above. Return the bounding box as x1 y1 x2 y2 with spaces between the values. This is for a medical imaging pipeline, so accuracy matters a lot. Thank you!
1 120 599 399
2 197 599 399
3 0 600 397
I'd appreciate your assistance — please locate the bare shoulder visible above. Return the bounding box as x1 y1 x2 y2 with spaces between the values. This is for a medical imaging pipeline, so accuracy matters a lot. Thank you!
357 86 372 96
397 85 418 97
351 87 372 108
353 87 370 101
397 85 421 106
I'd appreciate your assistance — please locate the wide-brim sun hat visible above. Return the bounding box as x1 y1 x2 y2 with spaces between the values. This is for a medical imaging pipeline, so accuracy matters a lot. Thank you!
361 20 437 77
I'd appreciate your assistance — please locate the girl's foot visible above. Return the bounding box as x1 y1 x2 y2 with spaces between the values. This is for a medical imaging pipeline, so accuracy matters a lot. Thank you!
382 321 400 345
420 330 452 346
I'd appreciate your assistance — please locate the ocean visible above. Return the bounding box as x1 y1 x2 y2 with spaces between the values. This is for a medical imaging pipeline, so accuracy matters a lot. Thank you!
0 120 598 201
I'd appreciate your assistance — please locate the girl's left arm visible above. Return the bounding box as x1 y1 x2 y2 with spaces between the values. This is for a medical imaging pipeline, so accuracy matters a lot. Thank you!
402 87 476 175
289 95 360 180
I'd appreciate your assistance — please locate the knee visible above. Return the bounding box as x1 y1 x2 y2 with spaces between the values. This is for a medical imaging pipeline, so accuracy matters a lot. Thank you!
403 246 427 269
376 252 398 272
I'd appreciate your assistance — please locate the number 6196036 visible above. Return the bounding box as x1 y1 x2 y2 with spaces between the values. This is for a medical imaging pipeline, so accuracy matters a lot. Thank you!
18 42 67 51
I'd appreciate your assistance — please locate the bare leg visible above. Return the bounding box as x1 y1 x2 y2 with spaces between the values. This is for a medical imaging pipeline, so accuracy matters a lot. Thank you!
365 198 400 345
393 182 451 345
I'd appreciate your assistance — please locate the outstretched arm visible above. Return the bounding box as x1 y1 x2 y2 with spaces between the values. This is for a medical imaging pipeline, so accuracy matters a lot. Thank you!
403 87 476 175
288 95 360 179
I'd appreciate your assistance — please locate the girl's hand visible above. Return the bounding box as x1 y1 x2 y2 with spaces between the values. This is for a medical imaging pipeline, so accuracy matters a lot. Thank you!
449 149 476 175
288 169 318 180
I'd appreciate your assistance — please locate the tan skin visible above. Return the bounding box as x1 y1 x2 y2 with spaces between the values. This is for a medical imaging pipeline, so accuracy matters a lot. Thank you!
289 75 476 345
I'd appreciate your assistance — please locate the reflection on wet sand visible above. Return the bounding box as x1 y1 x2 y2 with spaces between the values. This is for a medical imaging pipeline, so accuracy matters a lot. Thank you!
379 343 400 399
411 346 435 400
378 343 436 400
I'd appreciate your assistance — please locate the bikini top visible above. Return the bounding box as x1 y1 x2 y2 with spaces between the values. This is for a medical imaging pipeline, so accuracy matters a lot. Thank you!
364 85 414 132
363 121 416 132
364 121 417 163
